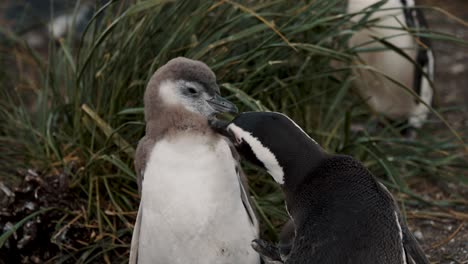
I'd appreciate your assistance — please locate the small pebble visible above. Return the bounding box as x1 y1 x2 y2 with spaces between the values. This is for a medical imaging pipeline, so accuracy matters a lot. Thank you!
450 63 466 75
414 230 424 240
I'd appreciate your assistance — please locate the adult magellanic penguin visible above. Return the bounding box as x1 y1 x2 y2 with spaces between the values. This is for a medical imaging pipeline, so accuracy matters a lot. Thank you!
348 0 434 130
210 111 429 264
130 57 260 264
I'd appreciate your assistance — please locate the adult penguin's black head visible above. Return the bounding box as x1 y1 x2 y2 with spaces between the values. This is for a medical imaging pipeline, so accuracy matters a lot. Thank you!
210 112 326 186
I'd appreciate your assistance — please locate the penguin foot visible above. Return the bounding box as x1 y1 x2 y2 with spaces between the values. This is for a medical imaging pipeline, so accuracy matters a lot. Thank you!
251 239 284 264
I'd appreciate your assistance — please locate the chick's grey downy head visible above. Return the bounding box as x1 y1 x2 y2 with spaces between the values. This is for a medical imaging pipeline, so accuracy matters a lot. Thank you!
210 112 323 185
144 57 237 121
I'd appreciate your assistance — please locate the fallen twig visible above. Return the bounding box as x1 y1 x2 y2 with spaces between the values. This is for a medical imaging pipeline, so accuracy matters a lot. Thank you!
431 222 465 249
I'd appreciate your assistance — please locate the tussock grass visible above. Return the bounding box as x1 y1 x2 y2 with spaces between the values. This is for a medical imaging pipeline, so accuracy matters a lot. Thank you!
0 0 466 262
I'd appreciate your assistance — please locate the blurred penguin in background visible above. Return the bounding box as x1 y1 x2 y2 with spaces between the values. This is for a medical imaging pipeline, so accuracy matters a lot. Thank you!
347 0 434 132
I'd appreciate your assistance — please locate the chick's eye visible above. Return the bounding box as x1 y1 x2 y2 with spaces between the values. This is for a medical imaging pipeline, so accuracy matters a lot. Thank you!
187 87 198 94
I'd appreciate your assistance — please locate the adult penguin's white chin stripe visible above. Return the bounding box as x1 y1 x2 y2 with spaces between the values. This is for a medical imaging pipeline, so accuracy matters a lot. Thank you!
228 123 284 185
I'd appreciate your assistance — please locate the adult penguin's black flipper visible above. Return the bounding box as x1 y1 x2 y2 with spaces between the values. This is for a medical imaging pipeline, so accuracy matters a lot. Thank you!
403 227 430 264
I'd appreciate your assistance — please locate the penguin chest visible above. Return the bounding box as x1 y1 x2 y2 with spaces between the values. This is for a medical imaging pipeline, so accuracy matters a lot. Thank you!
139 134 258 263
143 134 239 222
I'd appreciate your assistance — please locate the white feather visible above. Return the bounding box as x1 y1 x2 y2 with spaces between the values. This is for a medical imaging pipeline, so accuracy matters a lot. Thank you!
158 80 180 106
228 124 284 185
137 133 259 264
394 211 408 264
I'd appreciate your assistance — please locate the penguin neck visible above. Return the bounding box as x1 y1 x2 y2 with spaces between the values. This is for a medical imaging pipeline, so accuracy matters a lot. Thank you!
145 103 211 140
281 144 328 201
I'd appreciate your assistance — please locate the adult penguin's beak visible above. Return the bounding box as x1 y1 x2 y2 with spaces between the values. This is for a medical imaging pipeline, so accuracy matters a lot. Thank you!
206 94 238 114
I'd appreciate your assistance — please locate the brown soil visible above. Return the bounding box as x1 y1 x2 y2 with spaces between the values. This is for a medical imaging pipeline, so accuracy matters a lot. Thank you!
418 0 468 128
405 177 467 263
0 169 89 264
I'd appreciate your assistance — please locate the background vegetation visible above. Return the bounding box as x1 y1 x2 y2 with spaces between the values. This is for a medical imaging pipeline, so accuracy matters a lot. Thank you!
0 0 466 263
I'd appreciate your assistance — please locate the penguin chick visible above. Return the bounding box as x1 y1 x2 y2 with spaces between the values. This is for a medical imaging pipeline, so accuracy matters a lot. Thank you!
210 111 429 264
130 57 259 264
348 0 434 131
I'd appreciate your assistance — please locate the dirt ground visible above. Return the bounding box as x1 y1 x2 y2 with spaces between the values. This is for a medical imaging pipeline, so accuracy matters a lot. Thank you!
418 0 468 128
404 1 468 263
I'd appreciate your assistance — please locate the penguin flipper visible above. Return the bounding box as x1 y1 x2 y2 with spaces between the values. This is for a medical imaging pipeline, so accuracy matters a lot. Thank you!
238 167 259 230
227 140 259 230
129 201 142 264
135 136 155 195
378 182 430 264
403 227 430 264
278 219 295 259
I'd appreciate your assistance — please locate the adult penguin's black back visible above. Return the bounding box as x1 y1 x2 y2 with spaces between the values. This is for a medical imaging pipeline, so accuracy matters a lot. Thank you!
286 155 425 263
214 112 429 264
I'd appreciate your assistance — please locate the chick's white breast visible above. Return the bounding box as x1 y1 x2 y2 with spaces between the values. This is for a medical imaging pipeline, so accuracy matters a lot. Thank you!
139 132 258 264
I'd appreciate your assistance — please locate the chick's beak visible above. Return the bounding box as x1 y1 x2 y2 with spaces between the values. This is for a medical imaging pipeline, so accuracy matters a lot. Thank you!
206 94 238 114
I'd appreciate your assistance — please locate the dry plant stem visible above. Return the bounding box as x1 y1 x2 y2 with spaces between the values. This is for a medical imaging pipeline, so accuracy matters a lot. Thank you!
431 222 465 249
